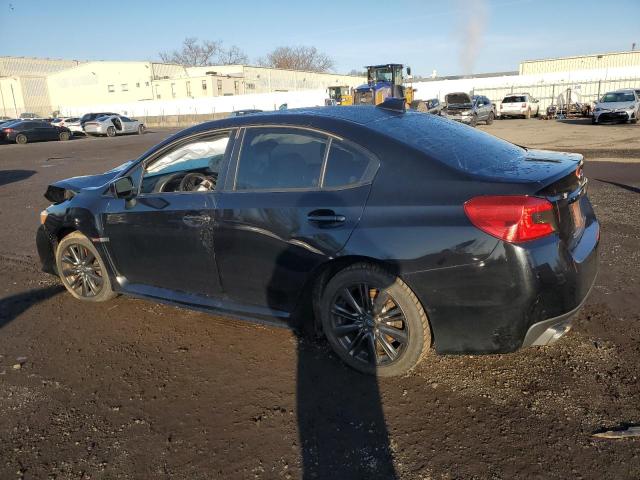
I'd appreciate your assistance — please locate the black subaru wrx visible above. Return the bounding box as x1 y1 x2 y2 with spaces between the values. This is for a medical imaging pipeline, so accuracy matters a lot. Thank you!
36 104 599 376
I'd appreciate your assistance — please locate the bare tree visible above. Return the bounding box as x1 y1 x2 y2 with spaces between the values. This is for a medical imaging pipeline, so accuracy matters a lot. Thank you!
347 69 366 77
159 37 224 66
218 45 249 65
258 46 334 72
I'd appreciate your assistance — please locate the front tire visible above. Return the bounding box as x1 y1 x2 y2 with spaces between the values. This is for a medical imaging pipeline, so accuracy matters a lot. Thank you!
55 232 116 302
15 133 27 144
138 124 146 134
470 114 478 127
486 111 495 125
319 263 431 377
59 131 70 141
106 126 116 137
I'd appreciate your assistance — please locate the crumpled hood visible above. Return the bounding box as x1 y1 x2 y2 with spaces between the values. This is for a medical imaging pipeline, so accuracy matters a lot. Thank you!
44 160 134 203
50 160 133 192
445 92 472 105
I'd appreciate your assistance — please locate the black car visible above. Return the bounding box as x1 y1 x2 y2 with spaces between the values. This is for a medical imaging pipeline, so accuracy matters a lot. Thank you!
80 112 118 127
1 120 71 144
36 104 599 376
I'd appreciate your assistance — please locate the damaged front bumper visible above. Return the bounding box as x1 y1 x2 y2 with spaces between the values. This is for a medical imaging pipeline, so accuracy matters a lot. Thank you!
36 224 57 275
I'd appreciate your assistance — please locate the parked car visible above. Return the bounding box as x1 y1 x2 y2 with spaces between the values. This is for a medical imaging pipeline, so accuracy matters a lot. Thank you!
37 105 598 376
51 117 80 127
443 93 495 126
84 114 145 137
19 112 40 120
592 89 639 124
80 112 118 127
65 119 85 135
424 98 444 115
1 120 71 144
499 93 540 118
230 109 264 116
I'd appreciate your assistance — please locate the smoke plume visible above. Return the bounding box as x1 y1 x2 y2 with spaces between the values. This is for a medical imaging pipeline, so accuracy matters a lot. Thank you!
458 0 488 75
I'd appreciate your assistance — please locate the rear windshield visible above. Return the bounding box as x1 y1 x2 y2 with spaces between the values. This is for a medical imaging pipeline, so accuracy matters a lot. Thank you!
370 112 528 177
601 92 635 102
502 96 526 103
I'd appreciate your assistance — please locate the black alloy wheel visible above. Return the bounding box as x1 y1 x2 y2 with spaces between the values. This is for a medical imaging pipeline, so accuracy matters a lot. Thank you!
60 243 103 297
55 232 116 302
320 263 431 376
330 283 409 367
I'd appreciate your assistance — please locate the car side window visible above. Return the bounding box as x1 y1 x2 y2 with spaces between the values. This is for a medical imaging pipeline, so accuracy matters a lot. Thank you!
121 116 132 122
140 133 231 195
323 140 377 188
235 128 327 190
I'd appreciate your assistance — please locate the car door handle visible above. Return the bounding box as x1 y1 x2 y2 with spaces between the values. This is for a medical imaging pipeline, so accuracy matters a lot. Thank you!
307 210 346 224
182 214 211 227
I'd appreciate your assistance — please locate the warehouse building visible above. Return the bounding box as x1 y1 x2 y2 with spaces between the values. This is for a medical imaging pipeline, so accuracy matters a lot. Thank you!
519 50 640 75
1 56 364 117
0 56 83 117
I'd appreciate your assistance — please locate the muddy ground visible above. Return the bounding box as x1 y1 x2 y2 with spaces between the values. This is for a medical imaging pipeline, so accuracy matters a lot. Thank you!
0 119 639 479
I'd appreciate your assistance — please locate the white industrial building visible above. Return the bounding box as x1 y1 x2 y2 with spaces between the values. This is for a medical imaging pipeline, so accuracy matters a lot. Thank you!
0 56 364 117
1 50 639 120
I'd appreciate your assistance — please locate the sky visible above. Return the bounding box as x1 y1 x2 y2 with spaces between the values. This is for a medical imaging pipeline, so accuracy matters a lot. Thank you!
1 0 638 77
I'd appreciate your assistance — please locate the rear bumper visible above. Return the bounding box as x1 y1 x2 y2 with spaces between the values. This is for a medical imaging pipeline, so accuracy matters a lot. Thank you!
500 110 526 117
403 215 599 354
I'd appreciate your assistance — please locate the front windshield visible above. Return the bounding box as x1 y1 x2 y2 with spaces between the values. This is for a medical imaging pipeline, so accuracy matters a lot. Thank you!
369 67 393 83
601 92 635 103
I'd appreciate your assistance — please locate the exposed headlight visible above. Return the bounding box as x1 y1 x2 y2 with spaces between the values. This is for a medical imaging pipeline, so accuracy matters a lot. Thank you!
40 210 48 225
594 107 601 112
460 111 471 116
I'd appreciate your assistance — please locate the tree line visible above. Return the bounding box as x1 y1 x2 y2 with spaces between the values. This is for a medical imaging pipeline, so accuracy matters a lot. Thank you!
159 38 345 74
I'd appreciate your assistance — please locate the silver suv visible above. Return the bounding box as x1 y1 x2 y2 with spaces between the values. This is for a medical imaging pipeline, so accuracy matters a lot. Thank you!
592 89 639 124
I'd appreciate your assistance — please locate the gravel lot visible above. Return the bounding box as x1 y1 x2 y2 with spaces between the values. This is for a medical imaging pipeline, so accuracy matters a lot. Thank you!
0 119 639 479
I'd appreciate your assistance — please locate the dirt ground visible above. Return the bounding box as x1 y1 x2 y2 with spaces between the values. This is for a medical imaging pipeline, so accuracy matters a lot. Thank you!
0 118 639 479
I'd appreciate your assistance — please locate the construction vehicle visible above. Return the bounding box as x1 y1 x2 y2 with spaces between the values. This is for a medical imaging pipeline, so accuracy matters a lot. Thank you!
352 64 427 111
325 86 354 106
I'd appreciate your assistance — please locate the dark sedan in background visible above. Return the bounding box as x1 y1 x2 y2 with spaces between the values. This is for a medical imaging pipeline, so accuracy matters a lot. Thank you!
36 105 598 376
1 120 71 144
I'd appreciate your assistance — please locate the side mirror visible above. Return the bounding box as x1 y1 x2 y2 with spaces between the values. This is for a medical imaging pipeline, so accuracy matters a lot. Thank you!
111 176 134 199
406 66 412 76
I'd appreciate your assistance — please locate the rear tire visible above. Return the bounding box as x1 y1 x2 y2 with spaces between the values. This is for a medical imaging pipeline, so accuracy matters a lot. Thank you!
15 133 27 144
59 131 70 141
106 126 116 137
486 111 495 125
525 108 531 119
138 124 146 135
319 263 431 377
55 232 116 303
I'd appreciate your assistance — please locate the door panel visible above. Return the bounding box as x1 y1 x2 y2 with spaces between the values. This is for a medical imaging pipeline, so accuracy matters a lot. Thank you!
103 193 221 297
213 186 370 312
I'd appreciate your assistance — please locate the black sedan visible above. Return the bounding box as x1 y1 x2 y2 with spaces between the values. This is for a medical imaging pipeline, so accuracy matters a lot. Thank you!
36 104 599 376
1 120 71 144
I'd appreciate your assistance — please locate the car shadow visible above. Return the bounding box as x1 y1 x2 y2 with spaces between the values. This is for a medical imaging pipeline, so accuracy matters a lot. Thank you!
0 285 64 330
267 192 399 479
595 178 640 194
0 169 36 187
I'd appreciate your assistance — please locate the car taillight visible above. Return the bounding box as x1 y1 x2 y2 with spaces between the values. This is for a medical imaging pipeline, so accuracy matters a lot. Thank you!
521 103 527 108
2 128 13 133
464 196 556 243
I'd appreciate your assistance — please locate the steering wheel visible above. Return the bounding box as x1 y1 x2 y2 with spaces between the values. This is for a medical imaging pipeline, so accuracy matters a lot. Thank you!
179 172 216 192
